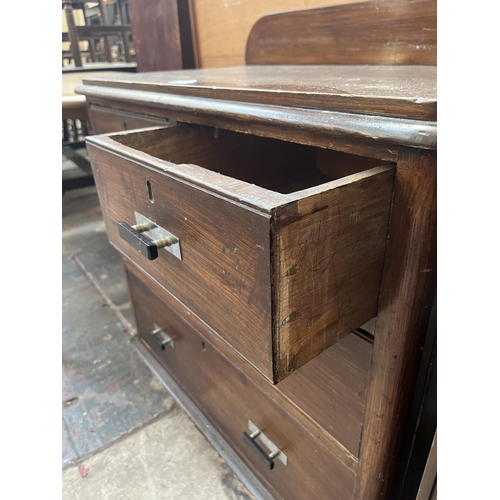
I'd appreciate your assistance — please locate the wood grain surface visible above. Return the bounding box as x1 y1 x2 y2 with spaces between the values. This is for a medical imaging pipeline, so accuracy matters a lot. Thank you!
78 65 436 121
80 89 436 163
189 0 361 68
354 148 436 500
273 166 395 380
127 0 184 72
247 0 437 66
278 331 373 458
88 125 394 383
127 265 360 499
124 255 364 471
87 139 275 380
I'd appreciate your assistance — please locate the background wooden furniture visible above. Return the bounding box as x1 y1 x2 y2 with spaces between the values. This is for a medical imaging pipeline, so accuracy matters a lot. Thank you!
127 0 196 71
188 0 361 68
62 0 135 68
62 70 134 193
78 1 437 498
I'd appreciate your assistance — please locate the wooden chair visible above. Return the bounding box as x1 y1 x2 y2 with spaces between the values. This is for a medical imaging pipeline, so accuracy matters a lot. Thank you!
62 0 134 67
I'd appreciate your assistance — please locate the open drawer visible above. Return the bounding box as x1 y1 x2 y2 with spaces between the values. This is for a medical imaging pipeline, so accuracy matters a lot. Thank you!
87 124 394 383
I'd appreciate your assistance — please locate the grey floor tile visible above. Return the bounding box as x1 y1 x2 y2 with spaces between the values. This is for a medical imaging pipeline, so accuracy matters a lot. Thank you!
72 231 130 308
62 419 79 467
63 190 174 467
61 184 253 500
62 410 253 500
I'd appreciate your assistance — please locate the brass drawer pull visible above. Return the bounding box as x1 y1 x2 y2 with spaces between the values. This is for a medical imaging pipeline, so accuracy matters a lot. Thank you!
243 420 287 470
118 212 182 261
148 324 175 350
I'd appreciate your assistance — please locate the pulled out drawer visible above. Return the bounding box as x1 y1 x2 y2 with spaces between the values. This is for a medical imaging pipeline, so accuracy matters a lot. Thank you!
127 265 358 500
87 124 394 382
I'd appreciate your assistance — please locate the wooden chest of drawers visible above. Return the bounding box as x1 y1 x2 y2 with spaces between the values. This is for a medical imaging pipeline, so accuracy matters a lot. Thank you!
77 2 437 498
87 124 394 382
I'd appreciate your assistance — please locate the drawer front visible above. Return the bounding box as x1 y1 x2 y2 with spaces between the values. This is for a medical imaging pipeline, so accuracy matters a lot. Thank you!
88 124 394 383
88 141 274 381
89 105 170 134
127 266 356 500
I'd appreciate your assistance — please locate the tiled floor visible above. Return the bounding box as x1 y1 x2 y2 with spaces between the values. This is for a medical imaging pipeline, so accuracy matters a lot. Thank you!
62 158 253 499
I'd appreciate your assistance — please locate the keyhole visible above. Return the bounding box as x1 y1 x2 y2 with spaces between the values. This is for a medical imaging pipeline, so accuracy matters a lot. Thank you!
146 179 154 202
201 341 206 351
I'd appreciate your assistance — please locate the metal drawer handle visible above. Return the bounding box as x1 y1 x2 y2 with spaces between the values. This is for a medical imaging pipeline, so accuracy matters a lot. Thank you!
118 212 182 261
118 222 175 260
148 324 175 350
243 421 287 470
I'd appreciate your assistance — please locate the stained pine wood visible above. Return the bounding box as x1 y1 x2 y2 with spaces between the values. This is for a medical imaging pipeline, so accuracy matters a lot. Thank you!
80 2 438 495
354 148 436 500
78 65 436 121
87 124 394 382
131 335 276 500
127 264 360 499
246 0 437 66
189 0 358 68
124 255 361 471
88 133 275 380
278 331 373 457
79 88 435 162
273 167 394 380
127 0 184 72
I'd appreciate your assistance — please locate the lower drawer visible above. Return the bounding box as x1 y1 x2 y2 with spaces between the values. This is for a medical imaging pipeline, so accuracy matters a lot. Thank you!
126 265 356 500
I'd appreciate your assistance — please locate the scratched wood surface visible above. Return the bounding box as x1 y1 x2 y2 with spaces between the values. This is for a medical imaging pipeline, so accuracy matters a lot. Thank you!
273 166 395 380
79 64 436 121
87 124 394 383
246 0 437 66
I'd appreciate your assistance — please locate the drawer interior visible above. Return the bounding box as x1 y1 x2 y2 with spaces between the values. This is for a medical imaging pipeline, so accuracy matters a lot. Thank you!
278 331 372 457
111 124 383 194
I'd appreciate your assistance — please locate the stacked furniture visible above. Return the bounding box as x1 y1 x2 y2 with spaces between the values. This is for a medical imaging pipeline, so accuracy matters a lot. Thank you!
77 1 437 498
62 0 134 67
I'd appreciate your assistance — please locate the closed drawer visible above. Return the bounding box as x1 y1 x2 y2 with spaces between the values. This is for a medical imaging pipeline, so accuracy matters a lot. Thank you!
87 124 394 383
127 265 358 500
89 104 170 134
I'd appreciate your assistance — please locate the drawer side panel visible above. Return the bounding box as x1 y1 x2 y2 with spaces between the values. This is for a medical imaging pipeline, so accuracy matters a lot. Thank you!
274 166 395 381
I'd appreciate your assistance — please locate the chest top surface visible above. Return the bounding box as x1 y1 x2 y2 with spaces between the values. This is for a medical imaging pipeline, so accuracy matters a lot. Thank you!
79 65 436 122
